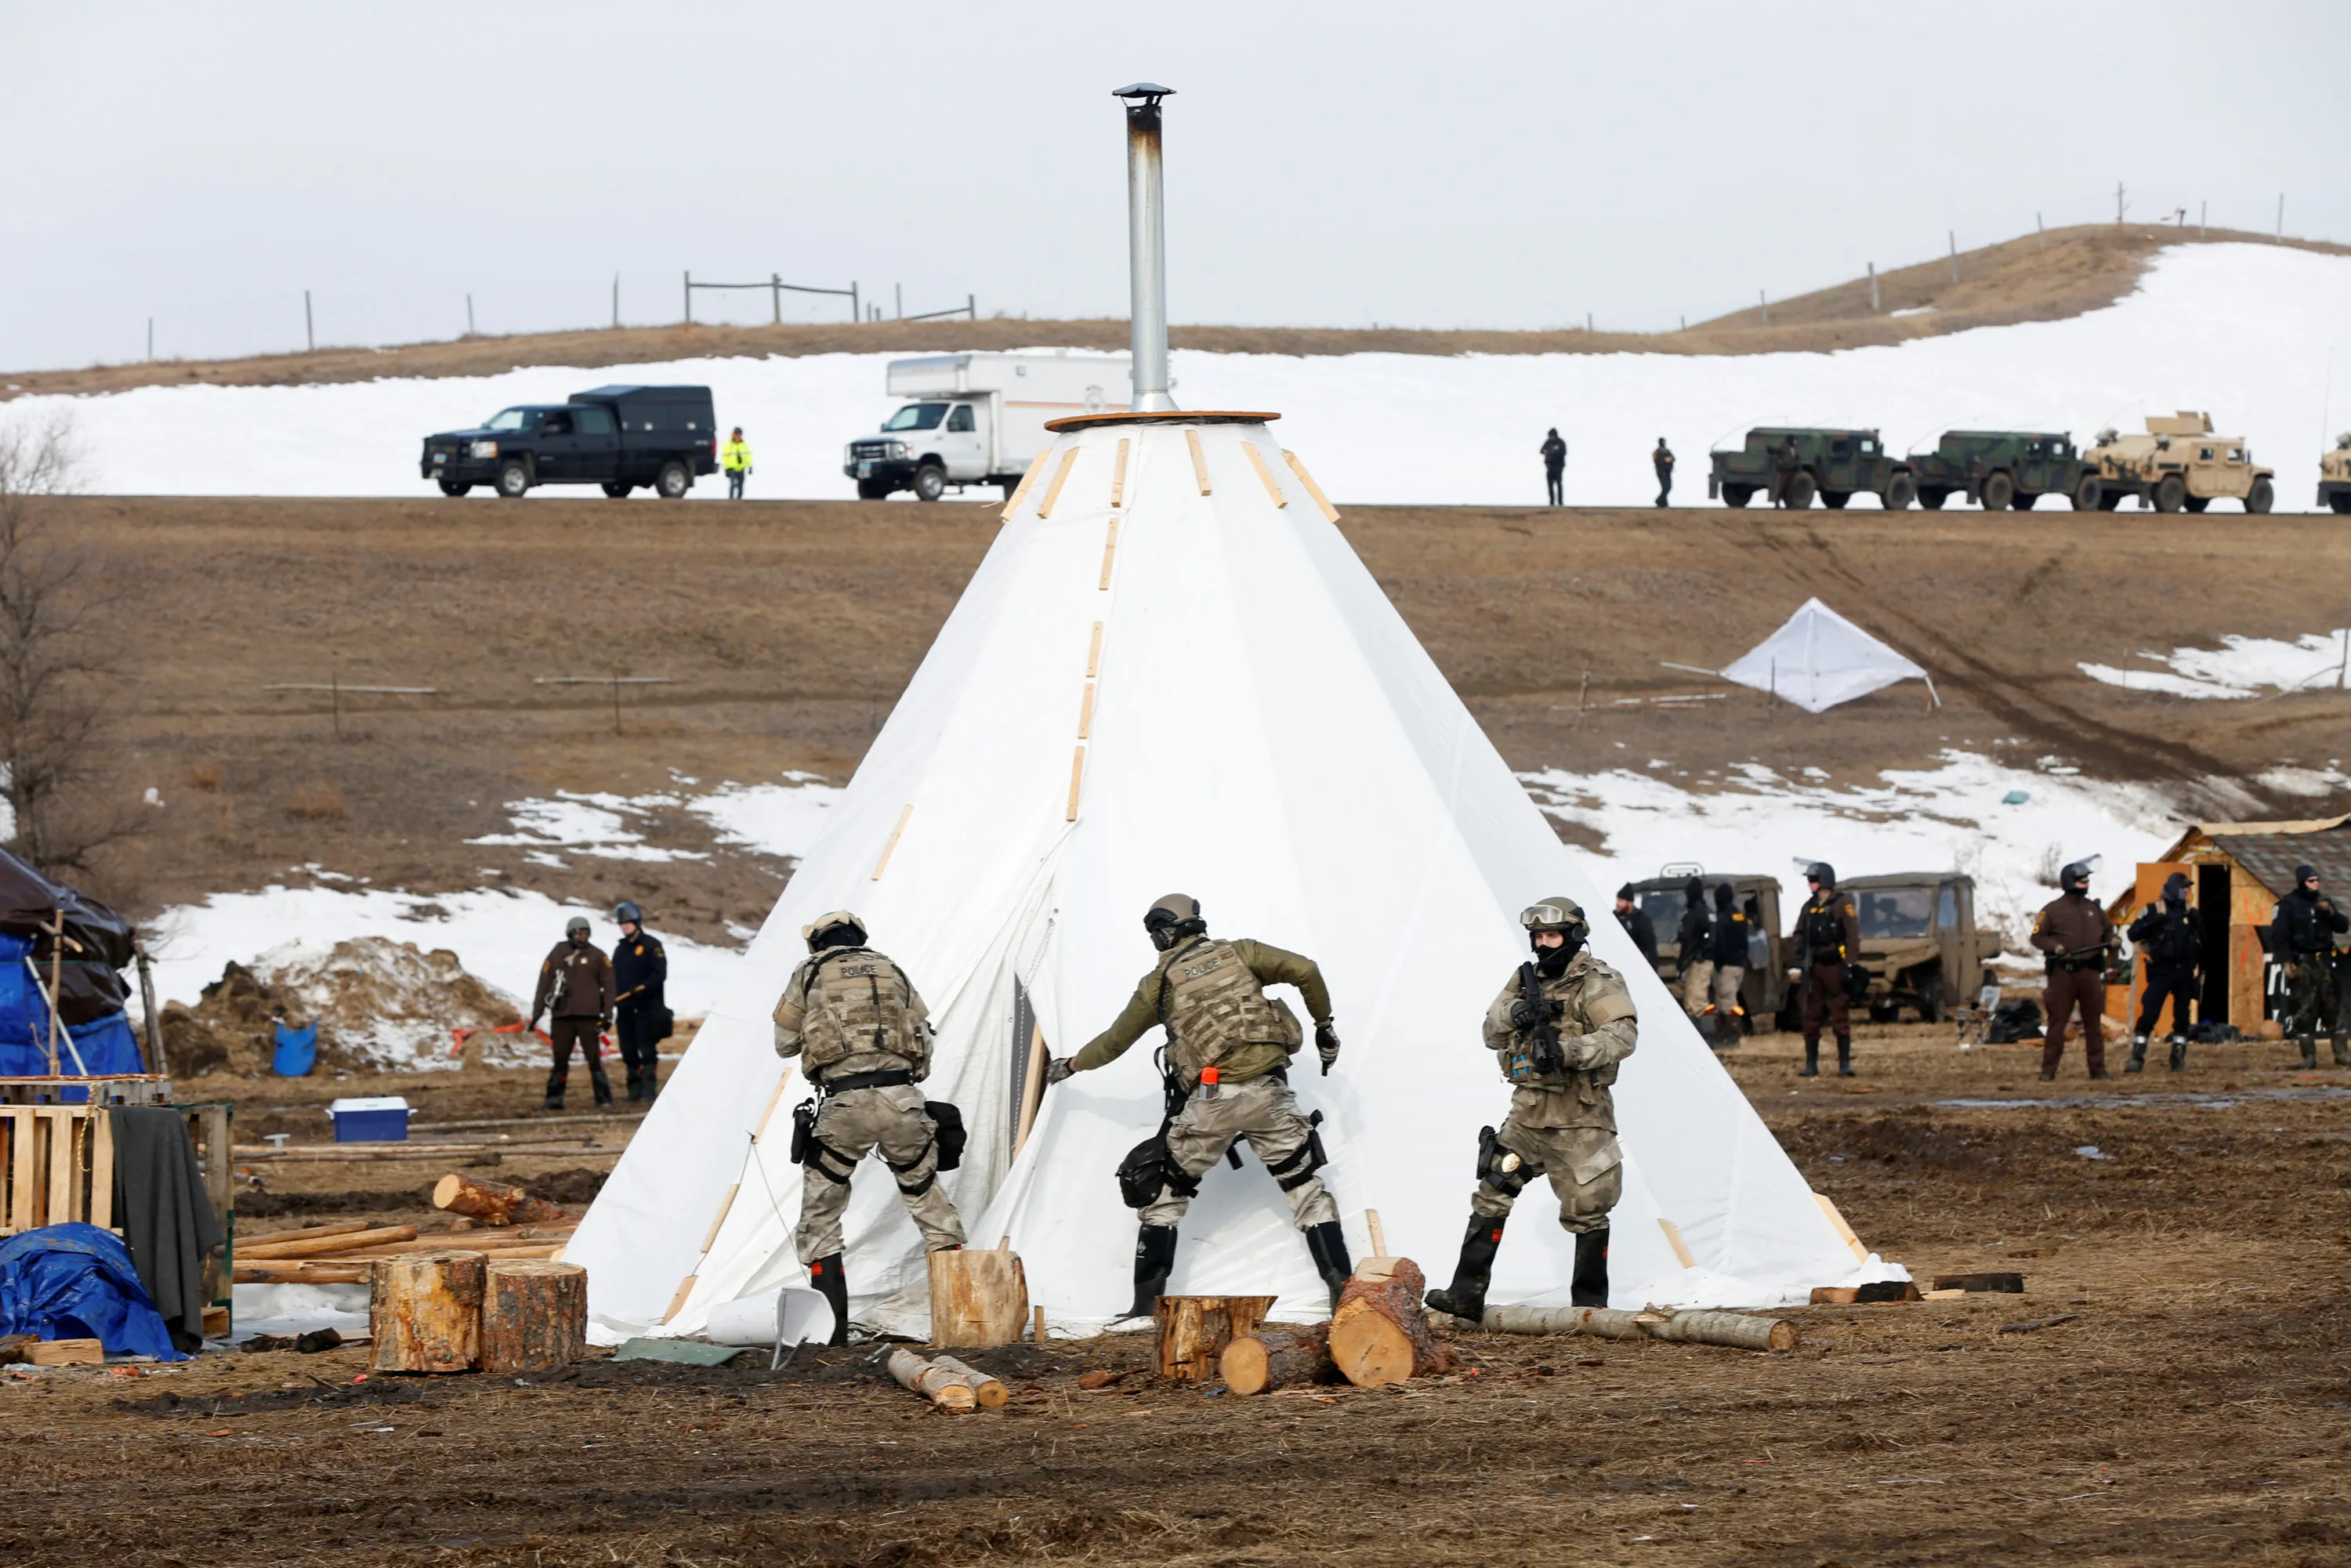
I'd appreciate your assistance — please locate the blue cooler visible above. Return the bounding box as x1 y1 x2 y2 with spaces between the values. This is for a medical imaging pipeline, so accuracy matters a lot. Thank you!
328 1095 411 1143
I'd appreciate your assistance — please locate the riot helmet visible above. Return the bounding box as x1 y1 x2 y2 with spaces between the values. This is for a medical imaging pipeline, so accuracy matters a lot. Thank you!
2060 861 2092 894
614 901 643 927
1143 894 1207 952
1805 862 1835 889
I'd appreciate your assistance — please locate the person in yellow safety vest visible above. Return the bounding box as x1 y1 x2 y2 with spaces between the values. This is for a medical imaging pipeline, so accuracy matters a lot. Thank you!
721 427 752 499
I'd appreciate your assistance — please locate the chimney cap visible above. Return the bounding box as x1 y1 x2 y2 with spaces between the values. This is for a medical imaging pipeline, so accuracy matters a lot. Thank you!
1111 82 1176 103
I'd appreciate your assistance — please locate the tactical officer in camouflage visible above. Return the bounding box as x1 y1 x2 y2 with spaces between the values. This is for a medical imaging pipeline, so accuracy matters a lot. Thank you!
2270 864 2349 1068
773 910 966 1344
1046 894 1351 1316
1795 864 1862 1077
1424 897 1638 1325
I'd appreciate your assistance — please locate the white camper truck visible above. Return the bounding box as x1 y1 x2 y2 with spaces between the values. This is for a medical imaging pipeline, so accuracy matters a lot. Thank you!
844 353 1132 501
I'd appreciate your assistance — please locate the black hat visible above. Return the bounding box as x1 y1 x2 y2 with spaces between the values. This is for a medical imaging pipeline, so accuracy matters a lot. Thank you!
1713 881 1734 908
2161 872 2189 900
2295 863 2320 885
1615 883 1637 902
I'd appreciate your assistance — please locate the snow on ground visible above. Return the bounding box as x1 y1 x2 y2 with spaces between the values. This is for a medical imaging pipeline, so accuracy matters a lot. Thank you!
1523 750 2182 949
25 244 2351 508
2080 629 2350 699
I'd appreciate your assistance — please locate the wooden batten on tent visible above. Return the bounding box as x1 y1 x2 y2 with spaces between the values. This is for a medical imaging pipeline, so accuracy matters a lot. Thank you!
2104 814 2351 1034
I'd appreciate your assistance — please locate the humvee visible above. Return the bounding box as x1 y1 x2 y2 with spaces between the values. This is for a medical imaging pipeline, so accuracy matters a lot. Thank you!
1708 427 1918 510
1814 873 2002 1024
2319 433 2351 514
1905 430 2085 511
2076 411 2274 514
1625 873 1789 1033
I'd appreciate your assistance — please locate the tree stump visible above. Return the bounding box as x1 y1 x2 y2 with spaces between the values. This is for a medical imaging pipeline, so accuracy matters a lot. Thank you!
478 1260 587 1374
1154 1295 1275 1382
433 1172 575 1227
1220 1323 1337 1395
371 1250 487 1373
927 1248 1030 1348
1328 1257 1454 1388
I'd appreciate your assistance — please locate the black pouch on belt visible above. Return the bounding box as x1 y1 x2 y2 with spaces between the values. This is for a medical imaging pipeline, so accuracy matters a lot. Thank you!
925 1100 967 1172
789 1099 817 1166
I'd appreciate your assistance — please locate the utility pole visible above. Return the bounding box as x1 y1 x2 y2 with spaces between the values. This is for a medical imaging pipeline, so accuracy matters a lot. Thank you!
2036 212 2045 249
1759 288 1769 328
683 270 692 324
304 289 314 352
1867 262 1878 313
771 273 781 325
895 282 903 320
146 317 154 361
2199 200 2206 237
1586 311 1593 332
612 273 620 329
2277 193 2285 242
1948 231 1959 283
465 294 475 336
2116 181 2126 225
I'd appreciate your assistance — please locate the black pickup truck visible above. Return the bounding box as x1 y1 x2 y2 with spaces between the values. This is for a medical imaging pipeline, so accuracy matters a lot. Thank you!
422 385 718 498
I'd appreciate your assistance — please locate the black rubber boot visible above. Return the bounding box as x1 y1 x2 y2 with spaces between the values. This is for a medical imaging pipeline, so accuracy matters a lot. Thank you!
2168 1037 2187 1072
1570 1226 1610 1309
810 1253 849 1346
1424 1211 1506 1324
1836 1036 1855 1077
589 1060 614 1107
541 1095 564 1111
1123 1225 1178 1319
2298 1037 2319 1070
2125 1036 2148 1074
2334 1037 2350 1068
1799 1041 1820 1077
1303 1220 1354 1309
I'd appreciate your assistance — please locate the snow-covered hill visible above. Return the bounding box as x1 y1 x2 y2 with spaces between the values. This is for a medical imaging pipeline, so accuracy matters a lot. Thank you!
30 244 2351 508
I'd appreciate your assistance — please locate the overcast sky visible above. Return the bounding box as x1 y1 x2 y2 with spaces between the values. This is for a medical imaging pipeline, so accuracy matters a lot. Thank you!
4 2 2346 371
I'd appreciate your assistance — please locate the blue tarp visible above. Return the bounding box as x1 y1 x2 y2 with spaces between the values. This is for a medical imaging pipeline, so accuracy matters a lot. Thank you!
0 929 143 1078
273 1021 319 1077
0 1222 186 1360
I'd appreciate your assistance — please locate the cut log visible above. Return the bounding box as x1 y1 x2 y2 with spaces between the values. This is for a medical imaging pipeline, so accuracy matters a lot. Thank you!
234 1260 373 1285
237 1224 418 1259
478 1260 587 1374
239 1221 374 1248
927 1248 1030 1348
371 1250 487 1373
884 1346 976 1411
338 1237 563 1259
432 1172 576 1227
1220 1323 1338 1395
1154 1295 1276 1383
1810 1280 1922 1305
929 1353 1009 1408
1328 1258 1453 1388
1479 1304 1796 1352
1932 1272 2025 1294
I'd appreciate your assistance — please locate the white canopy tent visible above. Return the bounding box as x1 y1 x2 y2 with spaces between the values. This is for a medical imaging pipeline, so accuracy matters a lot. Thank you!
1719 597 1936 714
567 415 1900 1343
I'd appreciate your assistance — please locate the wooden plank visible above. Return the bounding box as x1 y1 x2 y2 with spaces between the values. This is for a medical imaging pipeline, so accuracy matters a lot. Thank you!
86 1110 113 1229
1013 1023 1049 1155
45 1107 71 1227
1085 621 1104 678
752 1066 798 1146
1110 437 1130 508
1283 450 1339 521
1067 744 1087 821
700 1183 740 1253
1657 1216 1697 1269
1034 447 1081 519
998 448 1049 521
660 1272 697 1325
1096 516 1120 589
1243 443 1288 508
1077 682 1095 740
870 803 915 881
30 1338 103 1367
1813 1190 1870 1263
1186 429 1212 494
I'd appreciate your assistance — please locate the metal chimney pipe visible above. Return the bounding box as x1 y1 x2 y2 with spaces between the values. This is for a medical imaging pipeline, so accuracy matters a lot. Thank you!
1114 83 1178 412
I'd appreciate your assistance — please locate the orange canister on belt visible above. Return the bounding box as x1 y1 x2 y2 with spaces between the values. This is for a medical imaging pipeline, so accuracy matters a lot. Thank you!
1199 1063 1220 1099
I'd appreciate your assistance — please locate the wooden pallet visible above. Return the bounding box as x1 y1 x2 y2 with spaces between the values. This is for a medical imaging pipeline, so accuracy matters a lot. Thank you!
0 1103 116 1233
0 1075 175 1106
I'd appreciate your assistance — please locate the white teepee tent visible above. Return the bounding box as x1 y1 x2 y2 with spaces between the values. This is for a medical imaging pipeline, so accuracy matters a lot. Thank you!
1719 597 1937 714
566 85 1897 1343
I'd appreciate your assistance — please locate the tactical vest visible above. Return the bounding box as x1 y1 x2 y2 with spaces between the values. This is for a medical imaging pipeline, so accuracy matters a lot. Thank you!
1156 938 1302 1077
1800 896 1853 962
1497 958 1633 1106
2139 906 2199 968
794 947 926 1075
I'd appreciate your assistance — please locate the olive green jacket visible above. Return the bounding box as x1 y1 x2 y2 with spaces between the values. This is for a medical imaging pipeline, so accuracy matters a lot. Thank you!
1071 937 1332 1085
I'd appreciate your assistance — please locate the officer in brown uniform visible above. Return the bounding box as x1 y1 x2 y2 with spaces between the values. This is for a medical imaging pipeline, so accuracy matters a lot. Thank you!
1425 896 1637 1323
1770 436 1802 507
773 910 966 1343
1046 895 1350 1314
1794 863 1861 1077
2031 862 2114 1080
528 914 614 1109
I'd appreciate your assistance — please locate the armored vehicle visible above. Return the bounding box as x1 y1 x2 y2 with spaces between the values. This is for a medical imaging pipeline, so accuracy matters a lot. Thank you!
2076 411 2273 514
1905 430 2084 511
1708 427 1918 510
1625 872 1789 1033
1824 872 2001 1023
2319 433 2351 514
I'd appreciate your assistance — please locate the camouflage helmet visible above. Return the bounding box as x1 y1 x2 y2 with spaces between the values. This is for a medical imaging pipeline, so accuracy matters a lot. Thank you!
1143 893 1207 951
565 915 592 939
1520 896 1588 939
799 909 868 951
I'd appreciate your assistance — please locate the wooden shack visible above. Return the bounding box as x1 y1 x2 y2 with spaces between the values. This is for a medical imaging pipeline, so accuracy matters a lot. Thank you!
2106 813 2351 1034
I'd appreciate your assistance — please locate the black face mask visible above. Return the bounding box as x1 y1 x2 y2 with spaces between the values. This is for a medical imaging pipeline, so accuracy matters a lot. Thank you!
1534 937 1581 978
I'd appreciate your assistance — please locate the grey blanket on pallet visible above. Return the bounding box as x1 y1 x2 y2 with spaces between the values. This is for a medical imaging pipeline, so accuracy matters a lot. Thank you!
110 1106 224 1350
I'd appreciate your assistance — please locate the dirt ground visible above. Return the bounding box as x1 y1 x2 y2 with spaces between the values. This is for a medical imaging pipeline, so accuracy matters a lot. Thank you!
62 493 2351 946
8 1027 2349 1566
10 226 2342 398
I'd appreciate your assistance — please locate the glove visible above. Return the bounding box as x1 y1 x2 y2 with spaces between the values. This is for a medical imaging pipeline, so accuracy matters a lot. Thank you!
1044 1056 1075 1086
1507 997 1563 1031
1314 1022 1341 1075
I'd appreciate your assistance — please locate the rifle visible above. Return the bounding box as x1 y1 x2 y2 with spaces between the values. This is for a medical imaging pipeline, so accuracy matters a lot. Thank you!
1510 963 1568 1082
